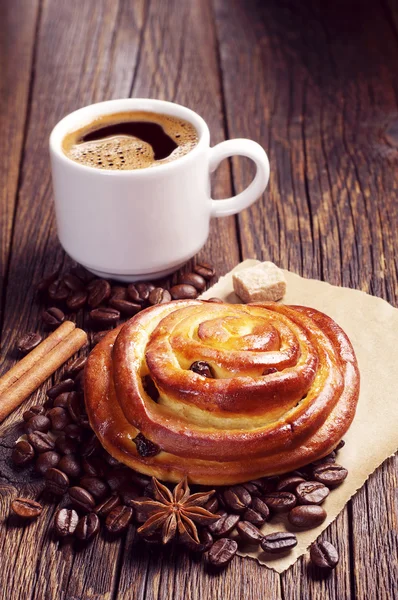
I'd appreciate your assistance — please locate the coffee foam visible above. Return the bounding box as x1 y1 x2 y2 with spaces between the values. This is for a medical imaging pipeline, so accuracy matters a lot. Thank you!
62 111 198 171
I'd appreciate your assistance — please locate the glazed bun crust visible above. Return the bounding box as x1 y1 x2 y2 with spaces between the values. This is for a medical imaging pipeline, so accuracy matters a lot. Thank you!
85 300 359 485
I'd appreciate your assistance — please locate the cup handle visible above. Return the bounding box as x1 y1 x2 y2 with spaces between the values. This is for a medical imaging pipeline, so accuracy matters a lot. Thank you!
209 139 270 218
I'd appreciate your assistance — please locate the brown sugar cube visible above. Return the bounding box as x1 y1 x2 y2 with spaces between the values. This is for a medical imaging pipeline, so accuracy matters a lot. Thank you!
233 262 286 303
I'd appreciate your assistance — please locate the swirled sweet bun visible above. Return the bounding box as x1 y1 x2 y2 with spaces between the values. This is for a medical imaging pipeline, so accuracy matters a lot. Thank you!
85 300 359 485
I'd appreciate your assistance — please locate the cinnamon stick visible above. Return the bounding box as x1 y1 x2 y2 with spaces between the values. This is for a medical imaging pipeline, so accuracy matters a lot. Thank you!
0 321 75 396
0 325 87 423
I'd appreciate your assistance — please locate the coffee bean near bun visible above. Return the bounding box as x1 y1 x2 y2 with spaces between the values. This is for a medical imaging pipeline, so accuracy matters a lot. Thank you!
178 272 206 291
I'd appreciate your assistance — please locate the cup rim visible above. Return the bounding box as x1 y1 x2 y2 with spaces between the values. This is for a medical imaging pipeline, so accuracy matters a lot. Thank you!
49 98 210 176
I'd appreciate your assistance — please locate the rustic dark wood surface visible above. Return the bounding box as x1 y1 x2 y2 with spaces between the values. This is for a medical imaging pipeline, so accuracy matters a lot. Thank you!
0 0 397 598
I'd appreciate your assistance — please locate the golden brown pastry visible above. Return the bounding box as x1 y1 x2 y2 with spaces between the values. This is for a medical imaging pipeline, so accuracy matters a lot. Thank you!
85 300 359 485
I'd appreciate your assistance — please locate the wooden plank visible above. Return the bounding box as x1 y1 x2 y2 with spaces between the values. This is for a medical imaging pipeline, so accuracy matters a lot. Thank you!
129 0 240 279
0 1 146 599
214 1 398 599
114 0 244 596
0 0 39 316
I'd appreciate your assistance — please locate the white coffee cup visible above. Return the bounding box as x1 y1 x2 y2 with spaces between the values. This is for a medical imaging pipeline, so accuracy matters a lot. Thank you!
49 98 269 281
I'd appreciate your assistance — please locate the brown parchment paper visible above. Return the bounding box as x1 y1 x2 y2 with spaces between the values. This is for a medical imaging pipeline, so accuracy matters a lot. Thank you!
200 260 398 573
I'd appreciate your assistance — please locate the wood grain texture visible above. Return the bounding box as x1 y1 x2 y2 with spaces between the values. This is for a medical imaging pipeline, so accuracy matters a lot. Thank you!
0 0 397 598
214 1 398 599
0 0 39 317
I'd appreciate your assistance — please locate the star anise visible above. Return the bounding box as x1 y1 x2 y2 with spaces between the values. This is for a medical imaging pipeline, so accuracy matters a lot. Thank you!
132 476 219 545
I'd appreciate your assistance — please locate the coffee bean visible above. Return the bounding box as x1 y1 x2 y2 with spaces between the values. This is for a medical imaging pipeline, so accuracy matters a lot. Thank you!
12 440 35 466
208 513 240 537
312 451 336 466
80 476 109 501
73 369 85 391
67 289 88 311
11 497 42 519
94 495 121 518
106 467 132 492
53 393 69 408
127 282 155 303
23 404 45 422
242 508 266 527
295 481 330 505
55 433 78 455
64 423 83 441
170 284 198 300
58 454 82 478
236 521 264 544
313 464 348 487
261 532 298 554
45 468 69 495
335 439 345 451
251 497 270 521
27 431 55 453
17 332 42 354
82 456 108 478
66 391 83 422
242 482 262 497
126 284 141 303
69 486 96 512
310 540 339 568
255 476 279 493
90 307 120 327
288 505 327 529
103 452 120 467
91 331 108 346
47 379 75 399
276 475 306 492
178 272 206 291
185 528 214 553
42 307 65 329
208 538 237 567
87 279 111 308
81 434 102 458
206 297 224 303
263 491 297 513
65 356 87 379
133 433 161 457
35 451 60 475
148 287 172 305
205 497 219 513
108 297 141 316
54 508 79 537
105 505 133 534
310 540 339 569
119 485 139 505
189 361 214 378
63 273 84 292
291 469 310 480
111 286 127 300
25 415 51 434
37 269 59 293
48 407 71 431
48 280 69 302
75 513 100 541
223 485 252 513
70 263 94 283
193 262 215 280
130 471 150 490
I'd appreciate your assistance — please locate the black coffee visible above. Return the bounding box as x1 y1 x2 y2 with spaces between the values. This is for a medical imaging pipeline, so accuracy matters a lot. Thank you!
62 111 198 170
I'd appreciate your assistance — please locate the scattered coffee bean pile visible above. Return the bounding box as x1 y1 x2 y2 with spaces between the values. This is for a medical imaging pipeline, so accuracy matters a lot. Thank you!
34 262 216 344
10 260 342 573
9 350 344 572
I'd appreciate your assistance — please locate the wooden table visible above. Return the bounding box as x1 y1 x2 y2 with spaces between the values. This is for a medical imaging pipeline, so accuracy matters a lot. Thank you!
1 1 397 598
